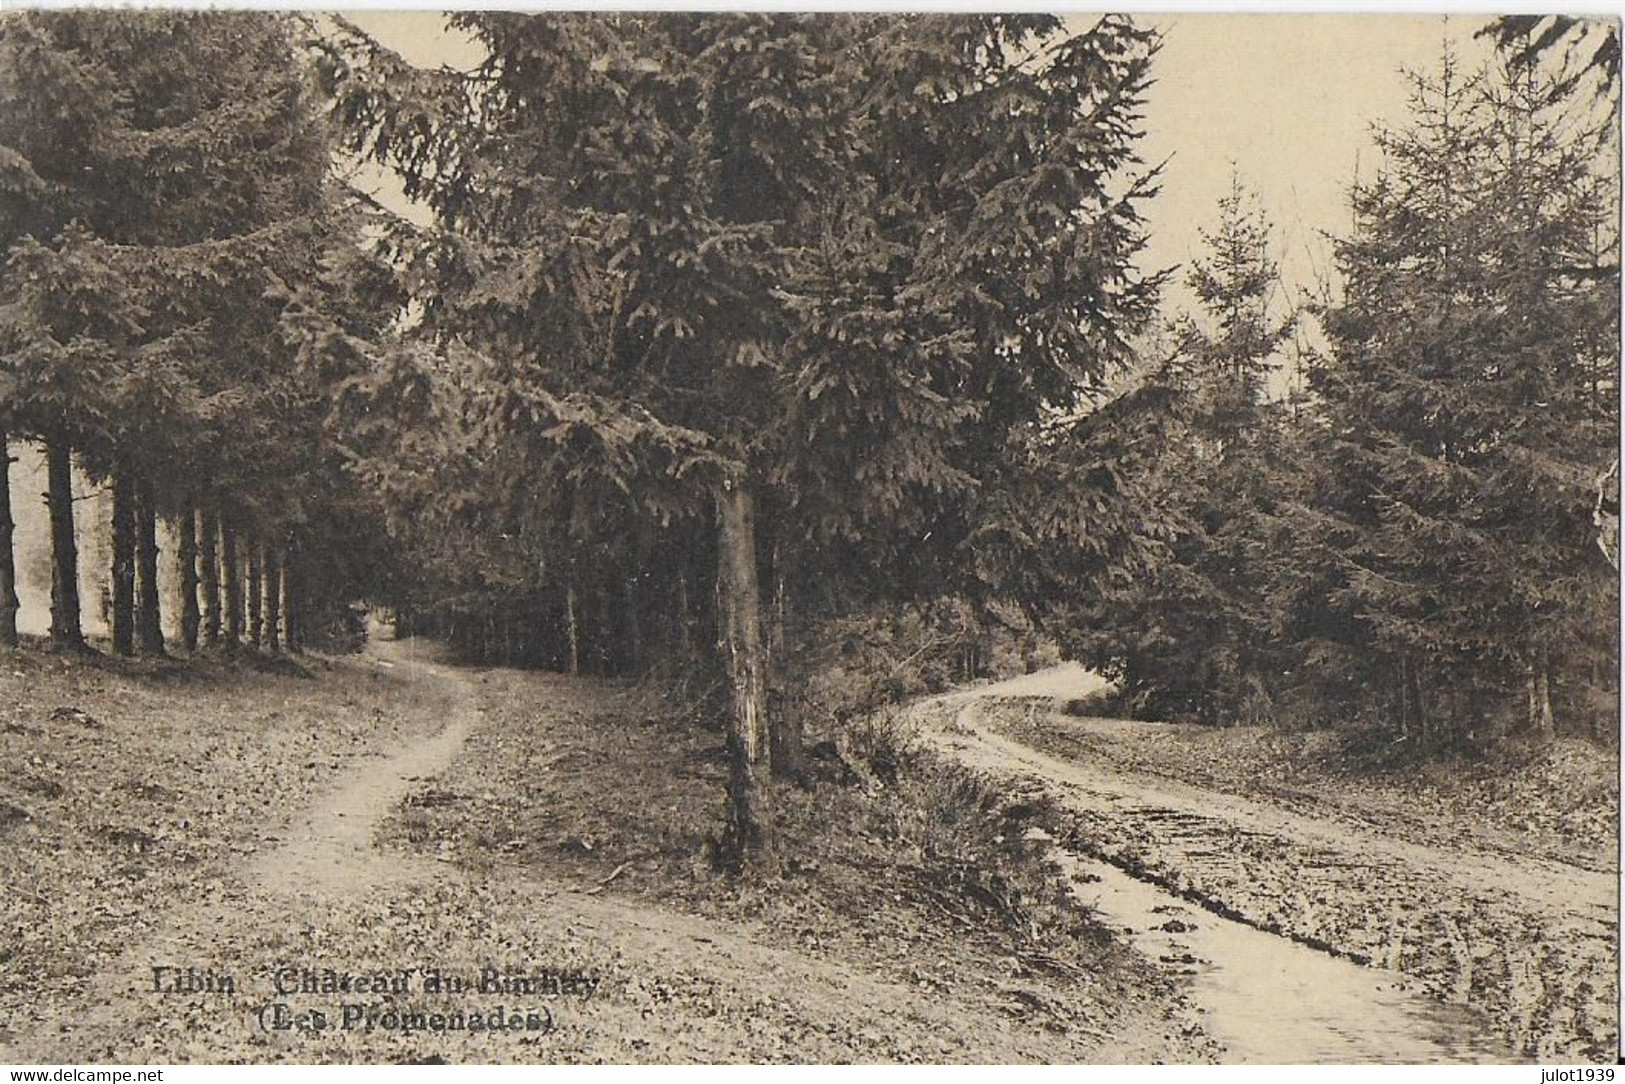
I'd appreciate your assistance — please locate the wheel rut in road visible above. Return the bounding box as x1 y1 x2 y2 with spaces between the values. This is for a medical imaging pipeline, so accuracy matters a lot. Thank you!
919 671 1612 1061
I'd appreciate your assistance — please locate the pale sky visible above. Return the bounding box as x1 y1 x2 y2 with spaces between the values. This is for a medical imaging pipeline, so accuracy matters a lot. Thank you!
1134 14 1490 305
345 12 1506 312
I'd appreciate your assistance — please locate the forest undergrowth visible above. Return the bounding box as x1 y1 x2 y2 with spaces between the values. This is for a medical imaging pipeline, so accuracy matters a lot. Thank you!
377 663 1215 1061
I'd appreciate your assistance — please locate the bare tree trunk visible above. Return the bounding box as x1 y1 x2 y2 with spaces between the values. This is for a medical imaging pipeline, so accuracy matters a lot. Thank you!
281 547 299 653
222 521 242 652
45 437 85 650
0 431 17 648
623 576 642 674
247 544 263 649
177 510 199 653
767 538 803 780
565 583 580 676
111 470 136 656
264 549 282 653
199 507 220 647
1535 653 1555 738
715 482 771 866
135 483 164 656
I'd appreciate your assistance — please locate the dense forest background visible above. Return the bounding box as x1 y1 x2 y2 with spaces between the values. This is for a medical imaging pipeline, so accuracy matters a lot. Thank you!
0 12 1617 863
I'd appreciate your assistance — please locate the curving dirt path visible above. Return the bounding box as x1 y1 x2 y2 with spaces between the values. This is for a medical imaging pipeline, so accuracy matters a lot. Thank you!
918 669 1619 1062
250 641 480 895
4 639 481 1062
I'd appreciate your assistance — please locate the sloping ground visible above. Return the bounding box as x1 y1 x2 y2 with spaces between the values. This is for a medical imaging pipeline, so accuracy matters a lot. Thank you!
1005 694 1616 873
0 642 460 1051
0 641 1211 1064
933 679 1619 1061
371 664 1213 1063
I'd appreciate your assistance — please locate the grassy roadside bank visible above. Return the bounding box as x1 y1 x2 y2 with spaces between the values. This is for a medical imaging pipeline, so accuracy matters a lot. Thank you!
998 700 1617 871
377 667 1216 1062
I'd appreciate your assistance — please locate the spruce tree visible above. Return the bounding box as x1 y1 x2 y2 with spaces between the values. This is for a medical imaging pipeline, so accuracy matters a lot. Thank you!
1 12 390 651
1316 45 1618 742
318 13 1165 861
1061 176 1296 723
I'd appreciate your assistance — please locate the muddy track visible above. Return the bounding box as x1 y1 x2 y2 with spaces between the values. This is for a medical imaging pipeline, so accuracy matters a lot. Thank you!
919 674 1619 1062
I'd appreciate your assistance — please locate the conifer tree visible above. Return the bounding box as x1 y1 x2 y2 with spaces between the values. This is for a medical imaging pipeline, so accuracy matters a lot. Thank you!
1315 45 1618 742
1063 177 1295 722
318 13 1165 861
1 12 390 651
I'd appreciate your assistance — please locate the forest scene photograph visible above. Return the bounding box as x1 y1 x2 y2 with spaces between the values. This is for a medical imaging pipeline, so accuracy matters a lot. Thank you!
0 7 1618 1067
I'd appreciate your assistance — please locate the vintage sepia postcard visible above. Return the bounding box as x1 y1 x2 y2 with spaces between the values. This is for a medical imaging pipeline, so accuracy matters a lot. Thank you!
0 8 1617 1069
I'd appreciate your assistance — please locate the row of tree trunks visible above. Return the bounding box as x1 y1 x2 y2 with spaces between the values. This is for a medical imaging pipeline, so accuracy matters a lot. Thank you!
109 499 295 657
1397 652 1561 744
422 577 668 672
109 471 167 657
201 519 294 655
0 431 16 648
957 641 985 683
0 440 301 658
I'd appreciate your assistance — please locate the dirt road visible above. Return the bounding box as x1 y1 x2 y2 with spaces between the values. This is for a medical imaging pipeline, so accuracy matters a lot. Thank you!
13 643 1605 1063
919 669 1619 1062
